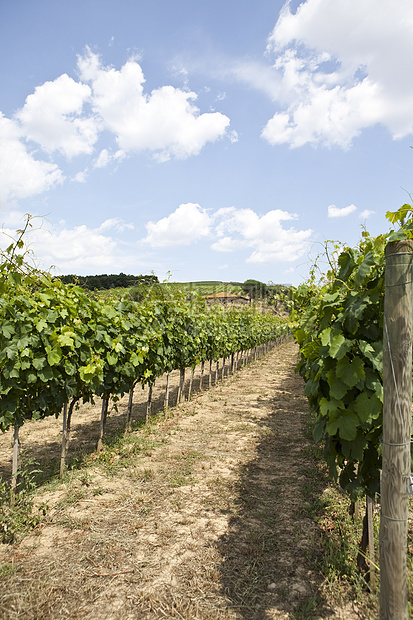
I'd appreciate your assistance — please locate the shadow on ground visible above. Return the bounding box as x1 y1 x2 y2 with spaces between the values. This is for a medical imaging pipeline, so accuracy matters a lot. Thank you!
216 366 336 619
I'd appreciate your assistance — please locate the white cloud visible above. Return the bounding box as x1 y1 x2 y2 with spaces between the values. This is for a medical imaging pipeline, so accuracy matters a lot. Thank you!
94 148 111 168
143 203 311 262
35 225 117 270
78 49 231 161
97 218 134 233
73 170 88 183
212 206 312 263
16 74 99 158
211 236 250 253
262 0 413 148
359 209 375 219
0 48 232 208
143 203 212 247
0 113 63 205
328 204 357 218
0 217 129 273
216 59 284 103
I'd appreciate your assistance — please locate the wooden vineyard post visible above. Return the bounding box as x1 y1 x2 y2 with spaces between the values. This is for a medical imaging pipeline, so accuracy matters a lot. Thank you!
164 371 171 411
188 368 194 400
11 424 20 503
380 239 413 620
97 399 109 453
146 383 153 424
177 369 185 404
367 495 375 591
125 383 136 433
60 403 68 478
199 362 204 392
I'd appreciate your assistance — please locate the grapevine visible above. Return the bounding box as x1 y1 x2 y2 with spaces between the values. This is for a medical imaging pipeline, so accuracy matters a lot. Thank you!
0 218 290 471
291 205 413 502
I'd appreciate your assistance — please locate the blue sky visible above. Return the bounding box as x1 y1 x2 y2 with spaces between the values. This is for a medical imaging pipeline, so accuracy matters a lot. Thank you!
1 0 412 285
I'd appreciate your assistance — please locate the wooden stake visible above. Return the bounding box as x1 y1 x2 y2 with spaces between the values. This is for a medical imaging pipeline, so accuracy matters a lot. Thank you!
199 362 204 392
188 368 194 400
60 403 68 479
11 424 19 502
97 399 109 453
164 371 170 410
380 239 413 620
60 398 78 476
177 368 185 404
146 383 153 423
367 495 376 591
125 383 136 433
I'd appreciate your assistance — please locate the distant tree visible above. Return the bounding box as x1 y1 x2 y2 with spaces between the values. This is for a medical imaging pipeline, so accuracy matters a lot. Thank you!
241 279 267 299
57 273 159 291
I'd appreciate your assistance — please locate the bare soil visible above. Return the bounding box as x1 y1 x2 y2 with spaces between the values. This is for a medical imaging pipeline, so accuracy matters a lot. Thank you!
0 341 369 619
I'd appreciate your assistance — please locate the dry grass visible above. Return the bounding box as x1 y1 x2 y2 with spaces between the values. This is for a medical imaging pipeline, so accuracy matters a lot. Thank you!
0 342 381 619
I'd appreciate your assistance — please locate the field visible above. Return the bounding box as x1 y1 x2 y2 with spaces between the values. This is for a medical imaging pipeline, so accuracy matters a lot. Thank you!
0 341 389 618
93 281 245 300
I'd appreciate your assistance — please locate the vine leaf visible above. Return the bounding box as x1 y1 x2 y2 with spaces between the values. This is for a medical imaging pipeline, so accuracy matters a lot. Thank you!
326 370 348 400
336 356 365 388
354 392 381 423
326 410 359 441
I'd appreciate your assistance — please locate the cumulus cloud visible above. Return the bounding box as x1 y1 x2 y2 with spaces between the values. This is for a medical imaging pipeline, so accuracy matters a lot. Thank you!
97 218 134 233
78 49 231 161
0 48 232 208
94 149 111 168
328 204 357 218
0 216 135 273
16 74 98 158
262 0 413 148
73 170 88 183
212 206 312 263
359 209 375 219
143 203 212 247
143 203 311 262
35 224 117 270
0 114 63 205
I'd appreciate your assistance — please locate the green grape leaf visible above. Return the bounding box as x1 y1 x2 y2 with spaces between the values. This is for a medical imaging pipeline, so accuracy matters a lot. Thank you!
57 332 75 347
107 352 118 366
355 251 375 286
35 319 48 333
319 397 345 417
38 368 54 382
354 392 382 422
341 436 367 461
336 355 365 388
321 328 352 359
2 322 14 338
326 370 348 400
46 346 62 366
326 411 359 441
32 356 46 370
313 416 326 442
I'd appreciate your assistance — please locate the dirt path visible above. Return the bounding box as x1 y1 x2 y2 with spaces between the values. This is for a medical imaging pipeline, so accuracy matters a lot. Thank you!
0 341 364 619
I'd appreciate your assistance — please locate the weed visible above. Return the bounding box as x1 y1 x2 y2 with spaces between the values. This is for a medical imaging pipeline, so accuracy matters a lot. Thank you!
0 456 46 544
0 563 15 577
291 594 321 619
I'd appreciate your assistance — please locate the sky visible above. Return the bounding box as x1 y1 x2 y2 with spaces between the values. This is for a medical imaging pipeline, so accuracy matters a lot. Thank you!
1 0 413 286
